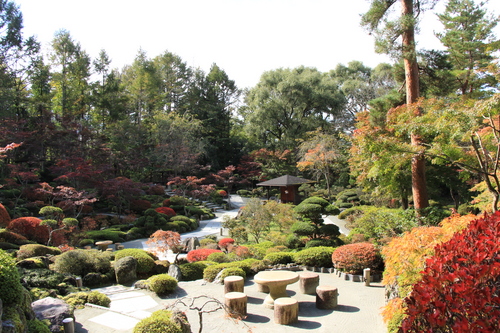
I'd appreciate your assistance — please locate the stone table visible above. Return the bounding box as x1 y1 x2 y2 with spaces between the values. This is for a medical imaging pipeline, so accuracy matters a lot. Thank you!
254 270 299 309
95 240 113 251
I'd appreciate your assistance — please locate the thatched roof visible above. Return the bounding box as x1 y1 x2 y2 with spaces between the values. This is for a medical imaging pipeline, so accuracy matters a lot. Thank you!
257 175 314 187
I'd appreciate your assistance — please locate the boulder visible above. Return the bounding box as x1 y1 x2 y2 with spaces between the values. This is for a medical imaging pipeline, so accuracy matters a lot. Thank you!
115 256 138 285
183 237 200 252
168 264 182 281
32 297 72 332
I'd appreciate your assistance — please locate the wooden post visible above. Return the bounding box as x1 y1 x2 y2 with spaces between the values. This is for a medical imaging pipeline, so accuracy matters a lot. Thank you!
363 268 371 286
224 292 247 318
63 318 75 333
274 297 298 325
316 285 338 309
224 276 244 294
299 272 319 295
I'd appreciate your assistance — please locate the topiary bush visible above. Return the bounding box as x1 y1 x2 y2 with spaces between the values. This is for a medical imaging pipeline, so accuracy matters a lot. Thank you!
53 249 112 277
115 249 156 274
133 309 182 333
85 229 127 243
331 242 381 275
206 251 229 263
7 217 49 244
263 252 294 265
0 202 11 227
63 291 111 308
400 212 500 332
305 238 339 248
0 249 23 305
179 262 207 281
220 267 246 282
186 248 222 262
17 244 62 260
148 274 178 295
293 246 335 268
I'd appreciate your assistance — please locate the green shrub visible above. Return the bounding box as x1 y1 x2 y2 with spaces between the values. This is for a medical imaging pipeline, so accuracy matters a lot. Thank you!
179 262 207 281
284 234 304 249
19 268 69 290
133 309 182 333
115 249 155 274
206 251 229 263
148 274 178 295
300 196 330 207
290 222 315 236
263 252 294 265
305 238 339 248
220 267 246 282
203 259 256 282
63 291 111 308
83 272 111 287
0 230 29 245
153 260 170 274
17 244 62 260
27 319 51 333
85 229 126 243
53 249 112 276
78 239 95 247
250 260 269 273
0 249 23 305
293 246 335 267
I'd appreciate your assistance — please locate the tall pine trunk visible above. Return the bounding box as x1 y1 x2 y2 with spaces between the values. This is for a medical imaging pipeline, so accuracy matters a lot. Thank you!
402 0 429 211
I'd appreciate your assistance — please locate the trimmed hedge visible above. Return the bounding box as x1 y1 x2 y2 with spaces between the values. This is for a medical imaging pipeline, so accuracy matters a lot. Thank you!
17 244 62 260
133 310 182 333
179 262 208 281
331 242 380 275
115 249 155 274
53 249 112 277
293 246 335 268
263 252 294 265
148 274 178 295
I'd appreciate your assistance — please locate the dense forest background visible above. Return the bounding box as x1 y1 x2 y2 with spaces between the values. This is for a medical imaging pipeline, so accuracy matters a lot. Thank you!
1 0 500 217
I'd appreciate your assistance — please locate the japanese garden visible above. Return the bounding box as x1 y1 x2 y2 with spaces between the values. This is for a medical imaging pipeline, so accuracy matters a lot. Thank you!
1 0 500 332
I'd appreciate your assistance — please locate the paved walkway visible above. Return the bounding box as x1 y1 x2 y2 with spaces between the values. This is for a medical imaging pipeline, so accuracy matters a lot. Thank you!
74 271 386 333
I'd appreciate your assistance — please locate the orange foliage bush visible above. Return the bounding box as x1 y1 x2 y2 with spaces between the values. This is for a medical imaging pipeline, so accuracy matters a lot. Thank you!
381 214 477 331
332 242 380 275
186 248 222 262
7 217 49 244
0 203 11 227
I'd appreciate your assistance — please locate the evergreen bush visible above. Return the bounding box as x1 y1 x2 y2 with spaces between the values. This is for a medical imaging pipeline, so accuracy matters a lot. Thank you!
115 248 155 274
148 274 178 295
293 246 335 267
133 310 182 333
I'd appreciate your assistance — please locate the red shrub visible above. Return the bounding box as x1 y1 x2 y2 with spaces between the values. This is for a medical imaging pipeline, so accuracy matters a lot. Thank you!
218 190 228 197
147 185 165 195
401 212 500 332
130 199 152 213
56 200 75 214
186 248 222 262
162 198 171 207
7 217 49 244
218 237 235 250
155 207 176 217
331 242 380 275
0 203 11 227
233 246 251 259
0 230 27 244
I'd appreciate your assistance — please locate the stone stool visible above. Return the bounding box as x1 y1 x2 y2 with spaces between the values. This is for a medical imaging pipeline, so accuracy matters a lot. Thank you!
224 292 247 318
224 276 244 294
316 285 338 309
274 297 298 325
95 240 113 251
299 272 319 295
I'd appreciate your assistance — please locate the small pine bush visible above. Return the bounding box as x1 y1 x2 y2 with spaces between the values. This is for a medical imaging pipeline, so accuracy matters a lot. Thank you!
179 262 207 281
263 252 294 265
206 251 229 263
220 267 246 281
133 310 182 333
148 274 178 295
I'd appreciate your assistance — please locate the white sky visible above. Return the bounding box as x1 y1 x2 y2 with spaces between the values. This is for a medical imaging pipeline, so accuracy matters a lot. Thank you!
14 0 500 89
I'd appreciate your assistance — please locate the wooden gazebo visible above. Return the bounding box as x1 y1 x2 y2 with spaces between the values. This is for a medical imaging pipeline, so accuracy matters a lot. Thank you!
257 175 314 204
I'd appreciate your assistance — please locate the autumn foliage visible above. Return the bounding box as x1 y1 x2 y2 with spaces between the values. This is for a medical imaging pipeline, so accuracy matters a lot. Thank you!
155 207 176 217
0 203 11 227
331 242 380 275
7 217 49 244
218 237 235 251
186 248 222 263
401 212 500 332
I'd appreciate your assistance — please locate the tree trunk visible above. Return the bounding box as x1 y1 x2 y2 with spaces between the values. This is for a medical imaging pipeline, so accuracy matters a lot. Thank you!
402 0 429 211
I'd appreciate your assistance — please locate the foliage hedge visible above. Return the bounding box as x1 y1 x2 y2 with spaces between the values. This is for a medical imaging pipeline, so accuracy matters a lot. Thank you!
85 229 126 243
203 259 257 282
0 229 28 245
17 243 62 259
401 212 500 332
220 267 246 281
8 217 49 244
0 249 23 305
53 249 112 277
133 310 182 333
179 262 209 281
115 249 156 274
263 252 294 265
148 274 178 295
206 251 229 263
186 248 222 262
63 291 111 308
293 246 335 267
331 242 380 275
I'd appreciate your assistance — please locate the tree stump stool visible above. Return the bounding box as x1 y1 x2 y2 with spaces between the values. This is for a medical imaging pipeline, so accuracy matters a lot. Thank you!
224 276 244 294
299 272 319 295
274 297 298 325
224 292 247 318
316 285 338 309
